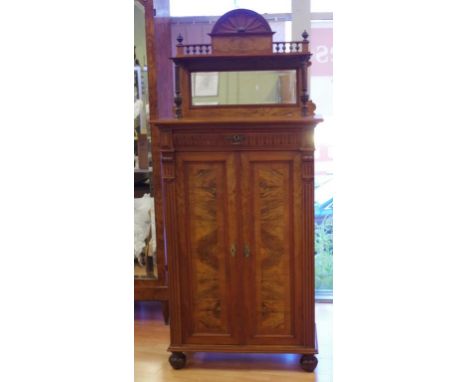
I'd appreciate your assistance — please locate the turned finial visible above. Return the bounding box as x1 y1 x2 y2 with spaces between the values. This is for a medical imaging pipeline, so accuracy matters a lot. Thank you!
176 33 184 44
301 30 309 41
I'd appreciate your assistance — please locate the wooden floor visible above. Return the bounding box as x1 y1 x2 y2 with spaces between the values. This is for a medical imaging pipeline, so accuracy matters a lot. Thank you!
135 302 332 381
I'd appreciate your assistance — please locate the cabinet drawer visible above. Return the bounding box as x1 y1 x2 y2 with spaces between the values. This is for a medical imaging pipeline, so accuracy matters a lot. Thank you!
172 130 305 151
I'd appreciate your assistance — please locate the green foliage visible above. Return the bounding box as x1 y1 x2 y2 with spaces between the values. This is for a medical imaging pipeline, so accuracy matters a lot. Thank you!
315 215 333 290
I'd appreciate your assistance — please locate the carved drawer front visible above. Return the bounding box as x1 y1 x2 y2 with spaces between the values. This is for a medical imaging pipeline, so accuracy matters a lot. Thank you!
173 131 303 150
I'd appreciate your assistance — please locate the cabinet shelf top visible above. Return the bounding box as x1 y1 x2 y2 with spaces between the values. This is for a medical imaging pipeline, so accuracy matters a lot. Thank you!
150 116 323 127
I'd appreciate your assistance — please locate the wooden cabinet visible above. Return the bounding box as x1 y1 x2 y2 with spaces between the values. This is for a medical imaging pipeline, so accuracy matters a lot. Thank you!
151 8 322 372
175 150 303 346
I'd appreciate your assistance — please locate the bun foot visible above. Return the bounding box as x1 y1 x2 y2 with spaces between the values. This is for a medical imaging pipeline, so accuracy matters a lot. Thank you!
169 352 186 369
300 354 318 372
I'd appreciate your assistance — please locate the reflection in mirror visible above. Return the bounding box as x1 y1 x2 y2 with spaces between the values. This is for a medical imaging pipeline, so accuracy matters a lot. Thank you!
134 1 149 135
134 0 156 279
191 70 297 106
134 194 158 280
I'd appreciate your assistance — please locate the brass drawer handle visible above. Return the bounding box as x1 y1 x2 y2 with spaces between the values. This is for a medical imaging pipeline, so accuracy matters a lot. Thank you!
244 244 250 258
225 135 246 144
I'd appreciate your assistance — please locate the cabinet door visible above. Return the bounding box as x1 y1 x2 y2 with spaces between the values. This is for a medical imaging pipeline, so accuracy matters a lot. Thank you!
176 152 241 345
240 151 303 345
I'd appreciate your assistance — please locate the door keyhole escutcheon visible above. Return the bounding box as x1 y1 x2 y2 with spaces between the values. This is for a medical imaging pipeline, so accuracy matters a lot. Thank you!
231 244 236 257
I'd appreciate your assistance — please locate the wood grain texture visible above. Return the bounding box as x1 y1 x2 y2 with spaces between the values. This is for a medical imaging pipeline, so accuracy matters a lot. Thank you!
254 161 292 335
209 9 274 55
241 152 303 346
154 16 173 119
212 36 273 55
176 152 240 345
186 164 226 333
173 131 304 150
135 301 333 382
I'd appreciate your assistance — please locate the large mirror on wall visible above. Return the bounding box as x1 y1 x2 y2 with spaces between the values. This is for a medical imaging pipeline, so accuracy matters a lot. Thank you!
191 70 297 106
134 0 157 280
134 0 149 144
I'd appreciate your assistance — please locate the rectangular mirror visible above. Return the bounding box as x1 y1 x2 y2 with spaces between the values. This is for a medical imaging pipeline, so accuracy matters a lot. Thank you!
191 70 297 106
134 0 157 280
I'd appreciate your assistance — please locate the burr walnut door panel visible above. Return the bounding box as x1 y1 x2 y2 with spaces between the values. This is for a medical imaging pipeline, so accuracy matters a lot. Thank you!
176 152 241 345
240 151 303 346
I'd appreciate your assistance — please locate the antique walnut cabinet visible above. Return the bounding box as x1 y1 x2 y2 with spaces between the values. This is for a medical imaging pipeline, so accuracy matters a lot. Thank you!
150 9 322 372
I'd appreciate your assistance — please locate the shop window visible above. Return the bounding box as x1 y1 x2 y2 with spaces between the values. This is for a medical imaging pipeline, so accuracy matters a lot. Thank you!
310 20 333 299
170 0 290 17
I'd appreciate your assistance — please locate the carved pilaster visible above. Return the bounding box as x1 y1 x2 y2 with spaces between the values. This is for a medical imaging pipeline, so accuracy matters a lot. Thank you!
165 168 182 344
301 140 315 345
159 127 173 149
301 155 314 180
157 126 182 344
161 153 175 181
301 128 315 151
159 128 175 181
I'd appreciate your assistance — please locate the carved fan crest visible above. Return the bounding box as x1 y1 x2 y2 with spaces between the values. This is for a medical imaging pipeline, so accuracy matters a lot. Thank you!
210 9 273 35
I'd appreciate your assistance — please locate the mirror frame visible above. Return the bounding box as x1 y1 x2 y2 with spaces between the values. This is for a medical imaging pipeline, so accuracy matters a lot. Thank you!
134 0 168 308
